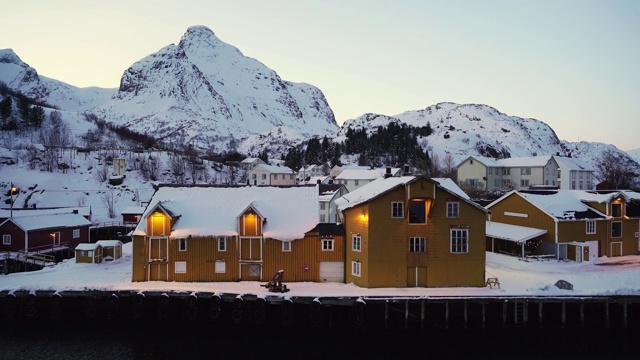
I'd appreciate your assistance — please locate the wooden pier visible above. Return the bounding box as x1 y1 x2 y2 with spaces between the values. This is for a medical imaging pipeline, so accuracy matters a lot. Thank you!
2 290 639 330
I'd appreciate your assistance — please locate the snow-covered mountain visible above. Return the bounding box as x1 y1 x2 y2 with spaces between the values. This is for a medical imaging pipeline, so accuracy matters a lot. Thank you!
627 148 640 164
336 102 640 179
90 26 338 155
0 49 115 111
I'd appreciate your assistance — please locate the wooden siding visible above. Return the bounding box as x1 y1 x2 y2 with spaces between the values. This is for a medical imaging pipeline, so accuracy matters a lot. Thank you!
489 194 557 245
344 178 486 288
75 247 103 264
0 221 89 252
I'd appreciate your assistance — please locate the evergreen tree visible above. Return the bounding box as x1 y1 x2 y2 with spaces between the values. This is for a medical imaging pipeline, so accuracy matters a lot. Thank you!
29 105 45 128
17 96 31 125
0 97 12 124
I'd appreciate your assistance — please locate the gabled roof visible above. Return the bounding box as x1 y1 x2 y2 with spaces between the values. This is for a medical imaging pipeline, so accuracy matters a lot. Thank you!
75 243 100 251
134 186 319 241
249 164 295 174
0 206 91 219
241 157 264 164
336 176 487 213
486 221 547 243
96 240 122 247
552 156 593 171
487 190 608 220
334 167 401 180
457 155 553 169
2 213 91 232
121 206 146 215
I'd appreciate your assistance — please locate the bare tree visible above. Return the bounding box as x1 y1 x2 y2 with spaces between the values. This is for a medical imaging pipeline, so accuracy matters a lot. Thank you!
441 153 457 181
94 161 110 183
169 153 186 184
100 189 117 219
595 149 635 189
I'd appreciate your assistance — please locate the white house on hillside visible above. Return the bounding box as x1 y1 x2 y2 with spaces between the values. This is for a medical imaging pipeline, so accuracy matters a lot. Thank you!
247 164 296 186
318 183 349 223
239 157 266 172
333 167 403 192
456 155 559 191
553 156 594 190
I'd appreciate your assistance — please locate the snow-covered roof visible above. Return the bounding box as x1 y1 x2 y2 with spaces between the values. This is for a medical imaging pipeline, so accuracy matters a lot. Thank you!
497 155 552 168
250 164 295 174
0 206 91 219
336 176 416 211
121 206 146 215
301 175 330 185
432 178 470 200
134 186 319 241
5 213 92 231
75 243 100 251
335 168 400 180
96 240 122 247
486 221 547 243
553 156 593 171
487 190 608 220
241 157 262 164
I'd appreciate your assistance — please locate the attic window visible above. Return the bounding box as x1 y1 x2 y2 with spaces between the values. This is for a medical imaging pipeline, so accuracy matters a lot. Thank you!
409 200 427 224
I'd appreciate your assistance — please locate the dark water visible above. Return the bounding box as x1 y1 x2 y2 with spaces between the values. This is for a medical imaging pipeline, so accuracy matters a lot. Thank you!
0 320 635 360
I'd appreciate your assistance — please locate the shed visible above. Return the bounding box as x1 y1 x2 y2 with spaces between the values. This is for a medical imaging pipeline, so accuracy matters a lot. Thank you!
96 240 123 261
75 243 103 264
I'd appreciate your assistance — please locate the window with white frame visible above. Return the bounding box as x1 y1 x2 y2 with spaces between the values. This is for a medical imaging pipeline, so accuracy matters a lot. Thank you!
179 238 187 251
354 180 359 186
175 261 187 273
3 234 11 245
409 237 426 253
322 238 334 251
252 174 256 179
215 260 226 273
586 220 596 234
450 228 469 253
218 237 227 252
391 201 404 218
446 201 459 218
320 214 326 222
261 173 266 180
320 202 326 210
521 168 531 175
282 241 291 252
502 168 510 175
352 234 361 252
520 179 529 187
488 168 493 174
351 261 361 277
73 229 80 238
611 222 622 238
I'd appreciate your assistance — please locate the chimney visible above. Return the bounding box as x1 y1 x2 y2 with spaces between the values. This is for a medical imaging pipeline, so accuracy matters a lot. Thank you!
73 209 78 214
316 179 321 185
384 167 392 179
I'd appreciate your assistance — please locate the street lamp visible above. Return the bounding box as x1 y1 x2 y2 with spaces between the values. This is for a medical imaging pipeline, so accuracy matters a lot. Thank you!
10 183 17 218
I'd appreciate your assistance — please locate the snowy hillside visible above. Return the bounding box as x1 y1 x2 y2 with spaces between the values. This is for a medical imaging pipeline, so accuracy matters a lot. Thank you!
90 26 338 155
0 49 115 111
628 148 640 164
336 102 640 181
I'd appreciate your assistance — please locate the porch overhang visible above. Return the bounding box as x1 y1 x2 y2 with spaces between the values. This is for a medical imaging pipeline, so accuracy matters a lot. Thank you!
486 221 547 244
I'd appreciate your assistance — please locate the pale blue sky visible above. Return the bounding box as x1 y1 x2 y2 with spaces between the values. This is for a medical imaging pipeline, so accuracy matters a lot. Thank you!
2 0 638 150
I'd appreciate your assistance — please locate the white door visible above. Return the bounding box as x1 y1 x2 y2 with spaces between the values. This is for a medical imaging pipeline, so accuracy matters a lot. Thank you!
319 262 344 283
575 246 582 262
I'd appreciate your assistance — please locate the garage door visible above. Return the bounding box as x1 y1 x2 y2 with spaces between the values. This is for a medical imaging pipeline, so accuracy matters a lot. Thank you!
319 262 344 283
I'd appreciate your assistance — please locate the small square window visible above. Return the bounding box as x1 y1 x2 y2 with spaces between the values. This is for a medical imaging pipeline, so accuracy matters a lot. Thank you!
446 202 459 218
218 237 227 252
409 237 426 253
2 234 11 245
391 201 404 218
586 220 596 234
282 241 291 252
175 261 187 273
73 229 80 238
322 239 334 251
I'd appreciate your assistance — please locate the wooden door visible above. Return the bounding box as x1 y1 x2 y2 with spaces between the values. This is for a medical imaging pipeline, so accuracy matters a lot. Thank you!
148 237 168 281
240 237 262 261
407 267 428 287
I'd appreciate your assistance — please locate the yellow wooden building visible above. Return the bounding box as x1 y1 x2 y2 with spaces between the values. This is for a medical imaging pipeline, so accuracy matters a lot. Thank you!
486 190 640 260
335 176 488 288
131 185 347 283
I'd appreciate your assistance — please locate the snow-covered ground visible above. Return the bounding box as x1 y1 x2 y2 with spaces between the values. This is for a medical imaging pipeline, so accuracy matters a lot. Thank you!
2 242 640 297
